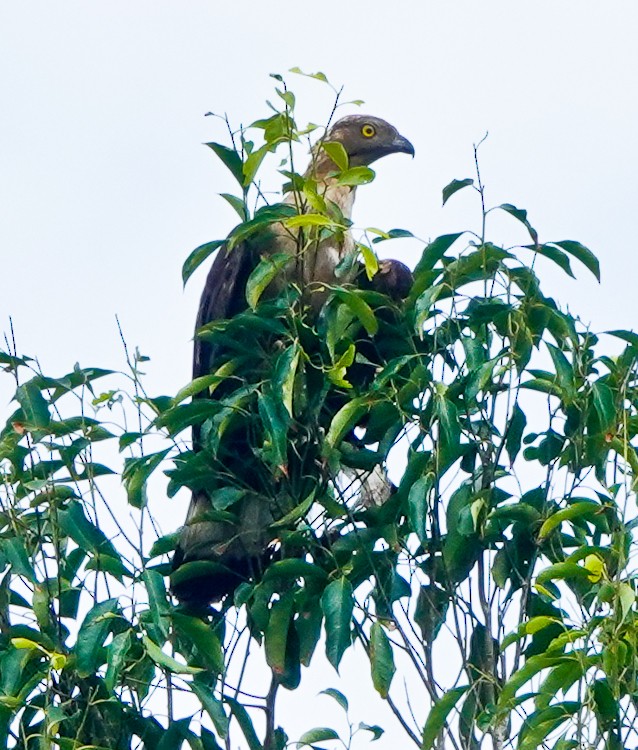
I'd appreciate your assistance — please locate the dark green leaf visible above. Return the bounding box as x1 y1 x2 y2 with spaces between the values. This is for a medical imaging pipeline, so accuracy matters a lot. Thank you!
530 243 575 278
321 577 353 671
414 585 449 644
220 193 248 221
498 203 538 243
552 240 600 281
191 683 229 738
15 380 50 429
182 240 225 286
122 449 170 509
442 178 474 206
75 598 120 678
369 622 395 698
505 403 526 463
226 697 261 750
320 688 348 713
205 142 244 186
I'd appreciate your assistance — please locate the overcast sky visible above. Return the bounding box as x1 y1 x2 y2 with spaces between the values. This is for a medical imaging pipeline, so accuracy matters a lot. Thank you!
2 1 637 745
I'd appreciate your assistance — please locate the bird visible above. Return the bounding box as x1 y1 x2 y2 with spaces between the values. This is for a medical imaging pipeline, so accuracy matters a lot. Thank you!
171 115 414 606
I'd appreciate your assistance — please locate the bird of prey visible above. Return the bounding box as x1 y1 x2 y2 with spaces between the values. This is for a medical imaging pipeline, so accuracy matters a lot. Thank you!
172 115 414 605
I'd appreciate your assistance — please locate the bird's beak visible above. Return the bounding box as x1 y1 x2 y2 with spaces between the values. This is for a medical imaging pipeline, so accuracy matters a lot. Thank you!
391 132 415 157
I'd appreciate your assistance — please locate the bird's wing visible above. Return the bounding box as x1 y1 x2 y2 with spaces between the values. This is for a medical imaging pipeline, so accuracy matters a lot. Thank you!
192 241 255 381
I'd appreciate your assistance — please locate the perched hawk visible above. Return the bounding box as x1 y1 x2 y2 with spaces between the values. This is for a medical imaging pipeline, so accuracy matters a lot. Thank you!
172 115 414 605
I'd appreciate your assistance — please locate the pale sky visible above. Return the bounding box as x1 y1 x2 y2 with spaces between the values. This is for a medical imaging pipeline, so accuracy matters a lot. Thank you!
1 1 637 746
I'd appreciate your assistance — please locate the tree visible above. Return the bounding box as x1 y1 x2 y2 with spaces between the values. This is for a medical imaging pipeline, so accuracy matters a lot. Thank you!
2 71 638 750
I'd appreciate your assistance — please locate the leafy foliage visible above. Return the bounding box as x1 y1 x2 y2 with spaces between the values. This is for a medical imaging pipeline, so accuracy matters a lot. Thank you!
2 71 638 750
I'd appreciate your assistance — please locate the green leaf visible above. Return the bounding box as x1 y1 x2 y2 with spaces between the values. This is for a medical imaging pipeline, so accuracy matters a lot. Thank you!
283 213 341 229
321 577 353 671
591 380 615 432
414 233 464 274
325 397 372 449
122 449 170 509
498 203 538 243
552 240 600 281
243 143 272 187
321 141 349 171
220 193 248 221
298 727 340 746
245 253 291 309
518 702 580 750
618 581 635 619
205 142 244 187
265 592 295 677
435 390 461 465
421 686 468 750
369 622 395 698
16 380 50 429
227 203 296 249
536 562 593 585
358 243 379 281
442 178 474 206
182 240 225 286
75 599 120 678
530 243 575 278
273 342 301 418
226 697 262 750
538 501 602 540
414 284 445 331
521 378 563 398
414 585 449 644
334 289 378 335
319 688 348 713
337 166 375 186
105 630 132 692
289 66 329 83
2 538 35 581
257 388 290 473
190 683 229 738
58 501 119 558
297 601 323 667
142 635 202 674
408 474 434 546
546 343 574 395
605 329 638 349
505 403 526 463
359 723 384 741
498 653 567 709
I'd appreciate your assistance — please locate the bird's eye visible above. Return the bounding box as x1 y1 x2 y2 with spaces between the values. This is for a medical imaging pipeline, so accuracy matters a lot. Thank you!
361 124 376 138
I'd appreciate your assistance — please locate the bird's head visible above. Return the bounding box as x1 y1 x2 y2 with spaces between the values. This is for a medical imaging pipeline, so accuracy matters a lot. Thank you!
322 114 415 168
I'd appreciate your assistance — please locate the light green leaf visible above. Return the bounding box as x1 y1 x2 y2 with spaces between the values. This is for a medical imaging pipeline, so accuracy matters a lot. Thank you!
538 501 602 539
321 141 349 171
142 635 202 675
421 686 468 750
284 213 340 229
245 253 290 309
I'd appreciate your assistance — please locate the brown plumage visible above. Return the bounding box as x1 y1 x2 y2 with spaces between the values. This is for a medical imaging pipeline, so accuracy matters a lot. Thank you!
172 116 414 605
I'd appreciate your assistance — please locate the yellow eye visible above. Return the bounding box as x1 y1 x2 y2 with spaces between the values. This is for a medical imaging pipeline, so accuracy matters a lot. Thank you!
361 124 376 138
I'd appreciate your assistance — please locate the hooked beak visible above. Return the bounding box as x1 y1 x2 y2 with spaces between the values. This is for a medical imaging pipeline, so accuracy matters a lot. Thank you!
391 132 415 157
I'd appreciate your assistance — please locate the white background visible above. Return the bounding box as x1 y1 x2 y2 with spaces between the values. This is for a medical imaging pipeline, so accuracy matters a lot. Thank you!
1 2 637 747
